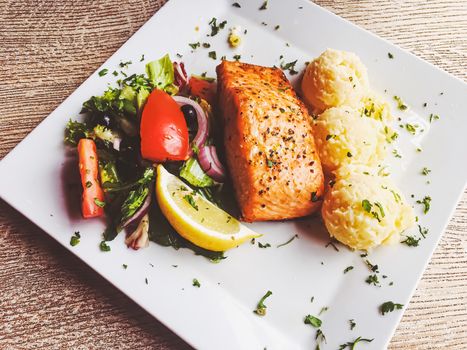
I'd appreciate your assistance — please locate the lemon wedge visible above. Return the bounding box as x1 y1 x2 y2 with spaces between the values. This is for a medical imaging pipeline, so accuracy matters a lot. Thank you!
156 164 260 251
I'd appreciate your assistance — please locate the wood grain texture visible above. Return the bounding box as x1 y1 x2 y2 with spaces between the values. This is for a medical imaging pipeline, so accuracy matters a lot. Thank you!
0 1 466 349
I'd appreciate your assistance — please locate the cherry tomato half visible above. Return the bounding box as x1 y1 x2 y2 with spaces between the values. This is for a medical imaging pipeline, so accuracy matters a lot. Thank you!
140 89 189 162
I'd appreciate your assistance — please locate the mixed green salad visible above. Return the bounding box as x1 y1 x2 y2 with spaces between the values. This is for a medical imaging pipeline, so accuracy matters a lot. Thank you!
65 54 231 260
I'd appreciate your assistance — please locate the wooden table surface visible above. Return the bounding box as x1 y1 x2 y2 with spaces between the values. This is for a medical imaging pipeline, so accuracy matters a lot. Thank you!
1 0 466 349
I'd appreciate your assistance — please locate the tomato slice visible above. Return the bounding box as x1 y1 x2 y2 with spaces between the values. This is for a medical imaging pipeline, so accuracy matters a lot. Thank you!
188 76 217 106
140 89 189 162
78 139 105 218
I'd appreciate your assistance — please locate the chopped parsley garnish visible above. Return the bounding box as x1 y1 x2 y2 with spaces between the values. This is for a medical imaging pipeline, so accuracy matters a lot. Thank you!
208 51 217 60
202 42 211 48
280 60 298 75
364 259 379 273
98 68 108 77
418 225 429 238
347 152 353 157
401 235 420 247
183 194 199 211
416 195 431 214
366 274 380 286
232 2 241 8
254 290 272 316
189 42 200 49
380 301 403 315
349 319 356 330
70 231 80 247
344 266 354 274
94 198 105 208
122 264 128 269
405 123 418 135
119 60 132 69
99 240 111 252
274 25 280 30
325 241 339 252
326 134 335 141
362 200 385 222
192 278 201 287
112 70 118 76
259 0 268 10
319 306 329 315
85 181 92 188
310 296 315 303
388 52 394 59
209 17 227 36
140 54 145 62
421 167 431 176
362 199 372 213
338 337 374 349
394 95 408 110
233 54 241 61
429 113 440 123
315 329 327 346
258 242 271 248
304 315 322 328
392 149 402 158
277 234 298 248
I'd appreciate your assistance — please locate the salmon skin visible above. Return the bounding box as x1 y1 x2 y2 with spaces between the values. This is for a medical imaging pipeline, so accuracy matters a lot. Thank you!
216 60 324 222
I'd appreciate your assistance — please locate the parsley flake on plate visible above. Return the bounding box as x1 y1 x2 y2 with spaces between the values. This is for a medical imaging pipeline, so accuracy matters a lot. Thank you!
254 290 272 316
304 315 322 328
401 235 420 247
232 2 241 8
70 231 80 247
99 240 111 252
98 68 108 77
421 167 431 176
208 17 227 36
344 266 354 274
366 274 380 286
280 59 298 75
380 301 403 315
349 319 356 330
416 195 431 214
259 0 268 10
388 52 394 59
339 336 373 349
208 51 217 60
189 42 200 49
192 278 201 287
429 113 440 123
258 242 271 248
393 95 407 110
276 234 298 248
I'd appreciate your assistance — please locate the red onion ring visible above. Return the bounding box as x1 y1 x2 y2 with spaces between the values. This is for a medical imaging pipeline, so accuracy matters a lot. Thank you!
172 96 209 157
197 145 226 183
121 191 151 228
173 62 188 90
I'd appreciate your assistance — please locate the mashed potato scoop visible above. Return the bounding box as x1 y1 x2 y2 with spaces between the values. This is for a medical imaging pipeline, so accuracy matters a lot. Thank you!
321 168 415 250
301 48 369 113
313 106 387 173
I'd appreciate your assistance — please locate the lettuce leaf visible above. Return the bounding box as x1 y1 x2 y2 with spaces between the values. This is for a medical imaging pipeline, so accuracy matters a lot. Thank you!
145 54 175 89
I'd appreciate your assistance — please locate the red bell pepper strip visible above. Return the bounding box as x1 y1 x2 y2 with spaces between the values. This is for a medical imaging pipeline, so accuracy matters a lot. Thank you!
78 139 105 218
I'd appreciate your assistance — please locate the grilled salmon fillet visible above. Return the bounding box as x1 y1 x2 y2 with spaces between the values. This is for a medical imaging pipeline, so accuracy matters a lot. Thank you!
216 61 324 222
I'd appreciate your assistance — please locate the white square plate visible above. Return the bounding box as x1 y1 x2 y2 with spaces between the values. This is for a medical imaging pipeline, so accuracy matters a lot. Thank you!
1 0 466 349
